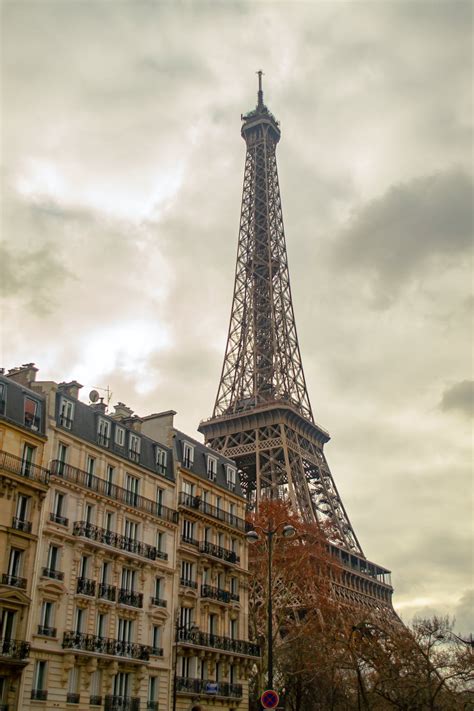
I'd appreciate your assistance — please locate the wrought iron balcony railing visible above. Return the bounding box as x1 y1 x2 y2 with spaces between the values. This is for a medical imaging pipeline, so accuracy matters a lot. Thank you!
90 697 103 707
230 591 240 602
199 540 239 564
180 577 197 589
176 677 242 698
50 511 69 526
118 589 143 608
177 628 260 657
98 582 116 602
11 517 32 533
151 646 163 656
178 492 245 531
73 521 166 561
51 460 178 524
151 597 167 607
37 625 56 637
77 577 96 596
42 567 64 581
181 535 199 546
0 449 49 485
105 695 140 711
147 702 159 711
2 573 27 589
0 638 30 659
31 690 48 700
63 631 151 661
59 414 73 429
201 584 231 603
97 434 110 447
66 693 80 704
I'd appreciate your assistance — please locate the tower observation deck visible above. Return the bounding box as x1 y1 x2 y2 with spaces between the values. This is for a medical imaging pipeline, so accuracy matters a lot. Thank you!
199 75 393 609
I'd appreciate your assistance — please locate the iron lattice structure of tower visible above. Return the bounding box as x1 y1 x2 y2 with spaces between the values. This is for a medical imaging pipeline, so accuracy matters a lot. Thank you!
199 75 393 608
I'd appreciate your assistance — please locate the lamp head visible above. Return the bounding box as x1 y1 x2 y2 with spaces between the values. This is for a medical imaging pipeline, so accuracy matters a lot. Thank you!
246 530 260 543
282 524 296 538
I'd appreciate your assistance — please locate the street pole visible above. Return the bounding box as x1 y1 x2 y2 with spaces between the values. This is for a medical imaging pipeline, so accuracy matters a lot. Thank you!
268 528 274 690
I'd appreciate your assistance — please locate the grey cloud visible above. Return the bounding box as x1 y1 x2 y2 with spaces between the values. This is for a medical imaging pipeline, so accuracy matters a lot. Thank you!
453 589 474 637
332 169 473 306
440 380 474 418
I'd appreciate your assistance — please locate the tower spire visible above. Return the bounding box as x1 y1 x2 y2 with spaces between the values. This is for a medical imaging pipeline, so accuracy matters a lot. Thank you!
257 69 264 108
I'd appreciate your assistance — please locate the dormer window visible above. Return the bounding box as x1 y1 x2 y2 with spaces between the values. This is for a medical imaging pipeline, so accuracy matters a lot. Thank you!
97 418 110 447
24 397 39 430
226 465 237 491
182 442 194 469
59 398 74 429
207 455 217 481
129 433 141 463
115 426 125 447
155 447 167 474
0 382 6 415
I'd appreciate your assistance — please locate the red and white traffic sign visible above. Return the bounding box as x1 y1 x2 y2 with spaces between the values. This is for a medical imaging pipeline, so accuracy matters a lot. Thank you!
261 689 280 709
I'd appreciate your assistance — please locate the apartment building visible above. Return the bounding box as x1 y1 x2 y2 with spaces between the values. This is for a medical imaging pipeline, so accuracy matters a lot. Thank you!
142 413 260 711
0 364 259 711
0 367 49 711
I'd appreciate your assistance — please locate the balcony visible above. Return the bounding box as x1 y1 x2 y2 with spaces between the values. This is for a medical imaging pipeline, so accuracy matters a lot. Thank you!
66 693 80 704
201 584 231 604
50 512 69 526
11 517 32 534
105 695 140 711
176 677 242 698
181 535 199 547
0 449 49 485
150 597 167 608
0 638 30 660
51 460 178 525
31 690 48 701
178 492 245 531
37 625 56 637
151 646 163 656
98 582 116 602
177 628 260 657
118 589 143 608
90 697 103 707
42 567 64 581
199 540 239 564
180 577 197 590
77 577 96 596
73 521 166 561
2 574 27 589
63 631 151 662
230 592 240 602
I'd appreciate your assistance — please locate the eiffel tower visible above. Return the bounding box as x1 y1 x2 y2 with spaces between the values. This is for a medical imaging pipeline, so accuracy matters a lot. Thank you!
199 74 393 609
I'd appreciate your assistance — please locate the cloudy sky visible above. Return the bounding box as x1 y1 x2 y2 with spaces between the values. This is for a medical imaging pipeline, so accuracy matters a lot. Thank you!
1 1 472 632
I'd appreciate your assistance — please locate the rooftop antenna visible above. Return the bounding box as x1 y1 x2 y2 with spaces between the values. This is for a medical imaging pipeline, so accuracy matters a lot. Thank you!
257 69 264 108
91 385 112 405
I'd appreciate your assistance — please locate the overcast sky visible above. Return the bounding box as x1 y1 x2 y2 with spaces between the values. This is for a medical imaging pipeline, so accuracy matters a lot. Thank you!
1 1 472 633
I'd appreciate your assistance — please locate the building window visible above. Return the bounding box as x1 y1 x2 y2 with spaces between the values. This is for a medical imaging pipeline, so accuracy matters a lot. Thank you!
216 496 222 511
32 660 47 699
155 447 167 474
24 397 39 430
181 560 194 586
179 606 193 629
101 562 110 585
21 444 36 477
46 544 60 572
230 577 239 596
67 667 79 701
204 527 211 543
7 548 23 581
0 608 16 641
124 519 139 541
86 456 95 486
128 434 141 463
182 519 195 544
104 511 114 533
231 538 238 555
51 491 68 526
226 465 237 491
117 618 133 643
59 398 74 429
15 494 30 524
207 455 217 481
74 607 84 633
39 600 55 635
152 625 161 654
183 480 195 497
182 442 194 469
79 555 89 579
209 613 218 635
115 426 125 447
125 474 139 506
180 656 190 677
85 503 94 524
105 465 114 496
148 676 158 705
156 531 165 554
113 671 130 697
90 670 102 703
56 442 68 476
0 382 5 415
230 618 238 639
121 568 136 592
97 418 110 447
96 613 107 638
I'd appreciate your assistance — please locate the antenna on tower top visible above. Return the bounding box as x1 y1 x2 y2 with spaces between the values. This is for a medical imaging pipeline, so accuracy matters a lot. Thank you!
257 69 264 107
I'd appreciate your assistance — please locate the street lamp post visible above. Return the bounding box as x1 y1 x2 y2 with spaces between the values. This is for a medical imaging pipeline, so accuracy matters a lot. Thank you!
172 620 199 711
246 520 296 692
